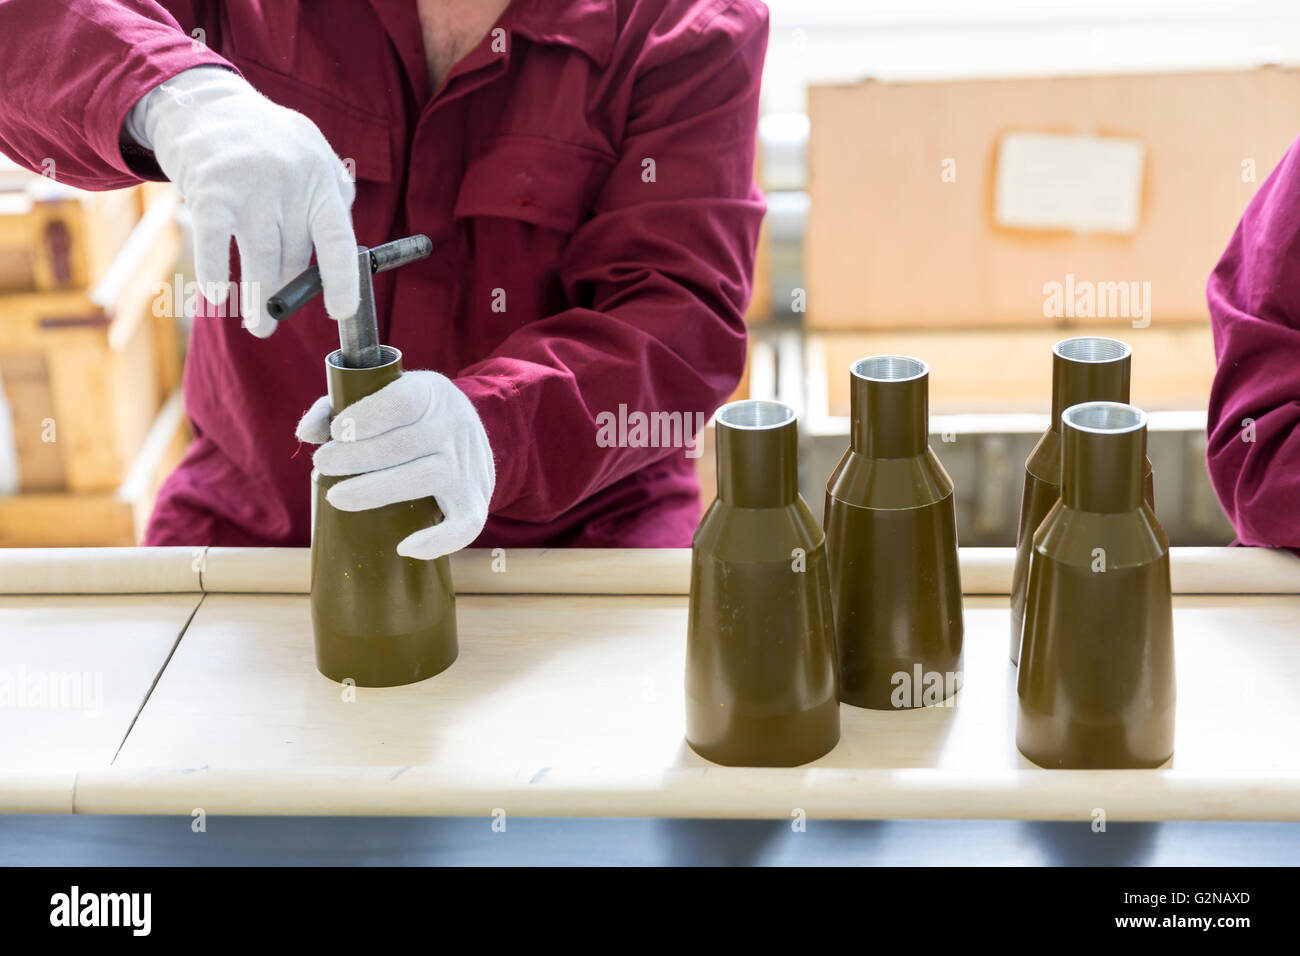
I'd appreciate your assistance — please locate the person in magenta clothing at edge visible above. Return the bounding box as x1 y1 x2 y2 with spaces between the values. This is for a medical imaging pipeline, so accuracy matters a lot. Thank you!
0 0 767 557
1207 138 1300 553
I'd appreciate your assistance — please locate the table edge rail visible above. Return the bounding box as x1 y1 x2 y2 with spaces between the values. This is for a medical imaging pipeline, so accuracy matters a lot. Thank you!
0 546 1297 597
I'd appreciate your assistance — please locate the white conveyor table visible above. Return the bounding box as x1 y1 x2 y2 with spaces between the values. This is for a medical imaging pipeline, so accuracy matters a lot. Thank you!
1 546 1297 821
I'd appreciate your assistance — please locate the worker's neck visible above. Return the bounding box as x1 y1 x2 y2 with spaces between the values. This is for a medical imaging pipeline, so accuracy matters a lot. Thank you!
416 0 514 92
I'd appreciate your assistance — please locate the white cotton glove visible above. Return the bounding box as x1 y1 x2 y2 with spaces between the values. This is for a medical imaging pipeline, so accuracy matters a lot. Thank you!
296 371 496 559
125 66 360 336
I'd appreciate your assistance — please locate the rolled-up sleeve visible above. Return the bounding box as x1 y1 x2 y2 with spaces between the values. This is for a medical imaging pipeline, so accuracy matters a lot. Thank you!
457 0 768 523
1206 135 1300 549
0 0 233 188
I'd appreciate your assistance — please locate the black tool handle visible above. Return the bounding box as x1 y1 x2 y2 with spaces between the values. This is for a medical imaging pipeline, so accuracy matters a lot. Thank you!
267 266 322 321
267 234 433 321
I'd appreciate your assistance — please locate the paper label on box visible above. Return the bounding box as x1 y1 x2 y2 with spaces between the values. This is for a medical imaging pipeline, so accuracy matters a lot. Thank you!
994 132 1145 234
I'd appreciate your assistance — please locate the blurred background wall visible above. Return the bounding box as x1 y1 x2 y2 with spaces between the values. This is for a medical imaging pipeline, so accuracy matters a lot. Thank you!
3 0 1299 545
721 0 1300 544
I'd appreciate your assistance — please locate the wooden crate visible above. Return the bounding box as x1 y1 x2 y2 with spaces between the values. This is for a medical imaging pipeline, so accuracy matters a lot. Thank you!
807 324 1216 418
0 352 62 489
0 492 136 547
0 390 189 547
0 188 182 493
0 168 143 294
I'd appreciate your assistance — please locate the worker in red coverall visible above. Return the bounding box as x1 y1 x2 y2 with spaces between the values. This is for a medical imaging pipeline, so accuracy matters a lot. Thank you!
0 0 767 556
1206 139 1300 551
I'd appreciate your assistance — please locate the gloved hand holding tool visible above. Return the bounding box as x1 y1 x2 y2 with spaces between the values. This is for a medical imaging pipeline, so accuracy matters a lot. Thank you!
131 59 492 682
129 65 494 562
271 235 491 685
125 66 360 335
275 236 496 562
295 369 495 560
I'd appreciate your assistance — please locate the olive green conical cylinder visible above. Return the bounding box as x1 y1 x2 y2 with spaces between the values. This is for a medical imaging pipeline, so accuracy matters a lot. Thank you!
1010 337 1153 664
685 400 840 766
310 346 458 687
824 356 963 710
1017 401 1175 769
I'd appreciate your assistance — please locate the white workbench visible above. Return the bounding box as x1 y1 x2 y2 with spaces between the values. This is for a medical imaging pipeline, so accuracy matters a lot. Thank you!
1 546 1297 820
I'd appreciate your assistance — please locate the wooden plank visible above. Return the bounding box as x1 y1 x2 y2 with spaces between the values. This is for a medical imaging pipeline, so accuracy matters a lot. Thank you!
94 590 1300 819
151 288 183 395
101 188 181 348
108 313 162 489
0 494 135 547
0 248 33 292
0 289 106 353
127 394 190 543
45 346 120 490
0 387 188 547
0 352 64 489
80 188 145 292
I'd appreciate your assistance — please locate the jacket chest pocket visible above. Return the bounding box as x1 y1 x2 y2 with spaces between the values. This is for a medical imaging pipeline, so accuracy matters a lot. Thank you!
454 135 614 234
447 136 615 357
227 57 395 184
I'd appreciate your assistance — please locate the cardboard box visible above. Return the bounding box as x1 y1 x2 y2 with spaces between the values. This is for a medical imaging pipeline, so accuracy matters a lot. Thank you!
806 68 1300 330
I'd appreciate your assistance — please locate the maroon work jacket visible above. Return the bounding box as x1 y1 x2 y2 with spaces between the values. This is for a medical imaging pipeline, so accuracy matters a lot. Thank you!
0 0 767 547
1207 133 1300 551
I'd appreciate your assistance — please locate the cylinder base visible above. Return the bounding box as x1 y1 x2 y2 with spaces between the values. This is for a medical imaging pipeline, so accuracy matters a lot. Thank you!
686 694 840 767
685 498 841 768
1016 511 1175 769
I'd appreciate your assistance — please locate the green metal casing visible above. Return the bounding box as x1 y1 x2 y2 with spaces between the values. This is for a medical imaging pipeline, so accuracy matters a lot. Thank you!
685 400 841 766
824 357 964 710
1016 402 1175 769
309 346 459 687
1010 337 1154 664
